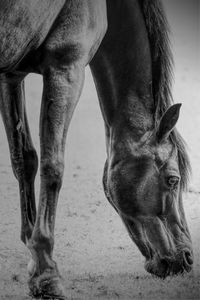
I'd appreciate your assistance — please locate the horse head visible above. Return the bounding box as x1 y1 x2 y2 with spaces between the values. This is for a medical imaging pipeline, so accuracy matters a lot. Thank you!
105 104 193 278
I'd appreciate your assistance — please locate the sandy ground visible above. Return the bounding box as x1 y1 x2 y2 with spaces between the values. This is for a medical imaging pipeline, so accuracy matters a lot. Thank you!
0 4 200 300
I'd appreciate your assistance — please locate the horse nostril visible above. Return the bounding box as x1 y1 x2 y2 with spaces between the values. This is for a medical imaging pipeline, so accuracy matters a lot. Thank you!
184 251 193 265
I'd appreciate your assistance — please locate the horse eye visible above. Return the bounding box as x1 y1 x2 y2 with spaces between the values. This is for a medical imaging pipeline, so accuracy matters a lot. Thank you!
167 176 180 188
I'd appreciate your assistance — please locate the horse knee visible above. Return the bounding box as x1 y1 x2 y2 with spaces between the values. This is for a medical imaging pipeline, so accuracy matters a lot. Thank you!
11 147 38 182
41 159 64 190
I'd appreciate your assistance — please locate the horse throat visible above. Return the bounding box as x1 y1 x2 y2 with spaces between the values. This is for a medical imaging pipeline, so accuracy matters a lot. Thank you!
90 0 155 131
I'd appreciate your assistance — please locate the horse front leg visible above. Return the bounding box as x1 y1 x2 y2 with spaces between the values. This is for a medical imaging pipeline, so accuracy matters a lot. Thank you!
28 64 85 299
0 74 38 243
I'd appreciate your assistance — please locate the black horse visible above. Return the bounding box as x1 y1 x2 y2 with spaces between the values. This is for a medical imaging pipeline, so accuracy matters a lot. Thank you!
0 0 193 299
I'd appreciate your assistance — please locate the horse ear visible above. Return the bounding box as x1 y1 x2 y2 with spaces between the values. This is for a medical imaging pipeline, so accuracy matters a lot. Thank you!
156 103 182 142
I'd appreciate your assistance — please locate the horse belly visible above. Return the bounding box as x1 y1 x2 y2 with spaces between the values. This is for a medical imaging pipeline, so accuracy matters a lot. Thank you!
0 0 65 71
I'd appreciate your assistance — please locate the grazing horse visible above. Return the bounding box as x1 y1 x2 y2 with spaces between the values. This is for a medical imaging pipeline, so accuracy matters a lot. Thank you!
0 0 193 299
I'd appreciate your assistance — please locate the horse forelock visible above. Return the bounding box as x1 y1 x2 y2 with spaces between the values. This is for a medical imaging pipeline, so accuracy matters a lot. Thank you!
139 0 191 191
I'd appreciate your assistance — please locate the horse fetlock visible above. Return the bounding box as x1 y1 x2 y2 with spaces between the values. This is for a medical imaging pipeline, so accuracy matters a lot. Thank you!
27 255 58 277
20 223 34 245
27 251 57 283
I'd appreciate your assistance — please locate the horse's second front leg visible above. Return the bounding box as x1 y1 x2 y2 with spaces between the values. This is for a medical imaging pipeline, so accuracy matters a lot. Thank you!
28 63 84 299
0 74 38 243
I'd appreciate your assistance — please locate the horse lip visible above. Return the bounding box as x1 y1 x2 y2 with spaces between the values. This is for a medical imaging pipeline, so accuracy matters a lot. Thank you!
144 258 169 278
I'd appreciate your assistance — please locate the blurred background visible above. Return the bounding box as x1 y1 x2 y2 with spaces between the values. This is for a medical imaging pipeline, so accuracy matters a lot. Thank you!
164 0 200 189
0 1 199 299
165 0 199 73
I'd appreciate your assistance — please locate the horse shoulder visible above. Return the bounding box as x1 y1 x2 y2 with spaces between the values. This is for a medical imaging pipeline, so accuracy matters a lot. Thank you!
40 0 107 69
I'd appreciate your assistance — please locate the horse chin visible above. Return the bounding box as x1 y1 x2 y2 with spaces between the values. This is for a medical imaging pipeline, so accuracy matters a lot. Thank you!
145 257 170 278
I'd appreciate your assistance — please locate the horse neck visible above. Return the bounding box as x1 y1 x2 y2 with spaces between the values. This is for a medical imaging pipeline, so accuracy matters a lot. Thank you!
90 0 155 159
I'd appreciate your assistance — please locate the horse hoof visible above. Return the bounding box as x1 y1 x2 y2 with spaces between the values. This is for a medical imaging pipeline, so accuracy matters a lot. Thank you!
28 271 66 299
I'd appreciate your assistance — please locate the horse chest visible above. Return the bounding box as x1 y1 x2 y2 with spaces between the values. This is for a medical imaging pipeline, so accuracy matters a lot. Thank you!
1 0 107 73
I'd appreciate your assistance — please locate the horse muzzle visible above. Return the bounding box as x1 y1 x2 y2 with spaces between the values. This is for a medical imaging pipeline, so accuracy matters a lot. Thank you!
144 249 193 278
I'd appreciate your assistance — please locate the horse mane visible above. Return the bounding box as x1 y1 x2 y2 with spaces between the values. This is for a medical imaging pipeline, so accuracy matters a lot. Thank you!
139 0 191 190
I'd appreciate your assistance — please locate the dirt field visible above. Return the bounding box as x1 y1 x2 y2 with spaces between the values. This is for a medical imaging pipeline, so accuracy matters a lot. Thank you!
0 3 199 300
